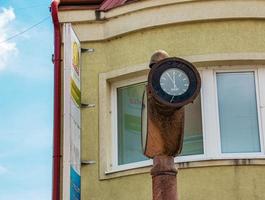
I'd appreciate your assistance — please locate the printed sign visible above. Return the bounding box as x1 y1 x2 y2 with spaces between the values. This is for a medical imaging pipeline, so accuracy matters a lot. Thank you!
63 23 81 200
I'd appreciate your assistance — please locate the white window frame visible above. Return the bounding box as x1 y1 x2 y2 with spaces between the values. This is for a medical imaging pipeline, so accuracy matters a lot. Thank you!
107 66 265 174
212 68 265 159
110 75 152 172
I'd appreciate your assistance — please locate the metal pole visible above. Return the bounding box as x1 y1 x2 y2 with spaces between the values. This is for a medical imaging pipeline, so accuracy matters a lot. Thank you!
151 155 178 200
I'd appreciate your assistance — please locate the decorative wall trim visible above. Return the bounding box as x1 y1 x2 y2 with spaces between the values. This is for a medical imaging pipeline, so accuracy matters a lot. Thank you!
101 159 265 180
58 0 265 41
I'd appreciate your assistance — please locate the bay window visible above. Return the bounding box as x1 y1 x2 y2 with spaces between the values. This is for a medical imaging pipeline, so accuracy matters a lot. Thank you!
103 66 265 174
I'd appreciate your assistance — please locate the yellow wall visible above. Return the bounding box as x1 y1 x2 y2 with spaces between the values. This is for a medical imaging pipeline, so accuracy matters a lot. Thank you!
179 166 265 200
81 165 265 200
79 20 265 200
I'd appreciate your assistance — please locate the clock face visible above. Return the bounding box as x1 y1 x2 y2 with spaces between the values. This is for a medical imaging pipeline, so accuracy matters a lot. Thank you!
160 68 190 97
148 57 201 107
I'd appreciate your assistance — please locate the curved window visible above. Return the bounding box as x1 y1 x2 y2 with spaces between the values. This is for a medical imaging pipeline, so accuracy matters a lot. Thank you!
106 67 265 173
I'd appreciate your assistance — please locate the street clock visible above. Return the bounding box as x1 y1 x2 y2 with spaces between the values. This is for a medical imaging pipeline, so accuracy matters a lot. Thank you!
148 57 201 108
141 57 201 158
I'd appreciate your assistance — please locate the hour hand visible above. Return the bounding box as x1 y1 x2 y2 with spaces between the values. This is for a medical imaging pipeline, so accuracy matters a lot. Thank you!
172 72 179 90
166 72 175 84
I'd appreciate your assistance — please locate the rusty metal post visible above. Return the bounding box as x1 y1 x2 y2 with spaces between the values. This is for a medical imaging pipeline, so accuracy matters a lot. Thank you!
142 52 201 200
145 91 183 200
151 155 178 200
144 87 185 158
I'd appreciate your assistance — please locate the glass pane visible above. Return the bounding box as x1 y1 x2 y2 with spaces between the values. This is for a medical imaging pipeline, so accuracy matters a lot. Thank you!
117 82 148 165
181 94 204 156
217 72 260 153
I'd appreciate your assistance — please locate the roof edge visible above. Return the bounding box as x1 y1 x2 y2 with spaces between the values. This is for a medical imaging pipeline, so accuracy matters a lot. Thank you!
58 0 137 11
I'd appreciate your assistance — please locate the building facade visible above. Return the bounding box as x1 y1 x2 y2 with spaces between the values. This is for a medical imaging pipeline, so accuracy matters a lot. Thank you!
52 0 265 199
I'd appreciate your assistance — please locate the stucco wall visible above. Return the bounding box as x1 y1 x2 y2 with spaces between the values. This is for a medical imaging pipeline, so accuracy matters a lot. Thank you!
81 165 265 200
78 19 265 200
80 19 265 70
179 166 265 200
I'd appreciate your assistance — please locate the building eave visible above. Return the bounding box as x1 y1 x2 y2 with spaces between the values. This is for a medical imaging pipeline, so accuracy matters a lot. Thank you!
58 0 136 11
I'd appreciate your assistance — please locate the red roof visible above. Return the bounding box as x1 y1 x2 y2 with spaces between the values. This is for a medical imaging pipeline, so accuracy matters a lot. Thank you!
60 0 104 4
59 0 137 11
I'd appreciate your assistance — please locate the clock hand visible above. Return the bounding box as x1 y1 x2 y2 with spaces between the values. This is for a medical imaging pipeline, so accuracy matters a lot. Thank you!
170 95 175 103
171 71 179 91
173 71 176 88
166 72 174 84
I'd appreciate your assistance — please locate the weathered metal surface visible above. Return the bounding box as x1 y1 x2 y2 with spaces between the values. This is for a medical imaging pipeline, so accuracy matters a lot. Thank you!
144 53 202 200
143 85 185 158
151 155 178 200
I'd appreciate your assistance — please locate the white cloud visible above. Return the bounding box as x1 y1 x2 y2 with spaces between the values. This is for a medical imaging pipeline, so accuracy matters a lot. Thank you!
0 7 17 71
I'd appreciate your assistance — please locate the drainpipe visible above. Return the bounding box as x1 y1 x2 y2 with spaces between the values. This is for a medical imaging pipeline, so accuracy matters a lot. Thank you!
50 1 61 200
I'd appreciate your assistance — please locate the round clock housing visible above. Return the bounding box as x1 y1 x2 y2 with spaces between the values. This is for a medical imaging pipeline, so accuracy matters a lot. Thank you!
148 57 201 108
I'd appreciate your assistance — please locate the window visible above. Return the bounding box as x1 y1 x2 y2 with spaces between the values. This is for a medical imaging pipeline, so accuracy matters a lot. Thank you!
115 82 204 167
181 94 204 156
117 82 148 165
216 72 261 153
100 66 265 176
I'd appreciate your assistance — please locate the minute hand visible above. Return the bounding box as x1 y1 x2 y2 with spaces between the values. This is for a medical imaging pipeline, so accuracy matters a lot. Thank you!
166 72 178 90
173 72 177 89
166 72 174 84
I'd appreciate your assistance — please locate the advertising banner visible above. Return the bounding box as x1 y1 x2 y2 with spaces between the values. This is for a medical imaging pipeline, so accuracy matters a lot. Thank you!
63 23 81 200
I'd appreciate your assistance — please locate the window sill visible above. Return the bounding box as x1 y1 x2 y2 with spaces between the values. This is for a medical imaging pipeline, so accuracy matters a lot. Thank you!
100 158 265 180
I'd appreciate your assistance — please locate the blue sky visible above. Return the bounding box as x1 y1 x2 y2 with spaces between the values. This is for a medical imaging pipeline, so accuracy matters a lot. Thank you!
0 0 53 199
